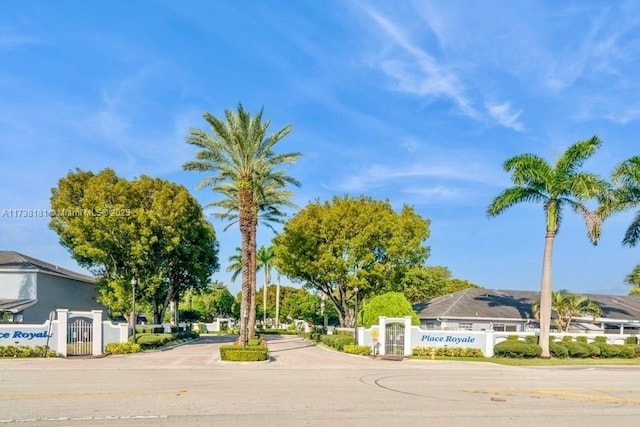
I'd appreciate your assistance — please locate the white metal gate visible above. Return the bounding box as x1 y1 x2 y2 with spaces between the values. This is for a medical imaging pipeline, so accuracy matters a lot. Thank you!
385 322 405 356
67 317 92 356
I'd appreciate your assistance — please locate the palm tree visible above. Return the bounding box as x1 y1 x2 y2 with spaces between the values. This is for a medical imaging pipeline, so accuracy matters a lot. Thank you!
183 104 301 345
625 265 640 295
532 290 601 332
257 245 275 327
597 157 640 296
487 136 608 357
226 247 243 283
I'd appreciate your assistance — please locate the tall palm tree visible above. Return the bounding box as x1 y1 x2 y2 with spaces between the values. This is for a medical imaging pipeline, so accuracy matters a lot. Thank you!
598 157 640 295
487 136 608 357
183 104 301 345
226 246 243 283
257 245 275 327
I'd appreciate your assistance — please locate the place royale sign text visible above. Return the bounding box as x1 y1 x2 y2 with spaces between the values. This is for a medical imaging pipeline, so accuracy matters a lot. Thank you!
420 334 476 345
0 330 52 340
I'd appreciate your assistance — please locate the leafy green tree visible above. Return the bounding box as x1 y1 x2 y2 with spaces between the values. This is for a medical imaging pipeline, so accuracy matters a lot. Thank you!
532 290 601 332
400 265 480 303
487 136 608 357
182 283 236 321
183 104 301 345
49 168 219 323
273 195 430 327
359 292 420 328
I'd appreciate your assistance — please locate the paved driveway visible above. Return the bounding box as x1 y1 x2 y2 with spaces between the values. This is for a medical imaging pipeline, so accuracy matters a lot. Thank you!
1 335 640 426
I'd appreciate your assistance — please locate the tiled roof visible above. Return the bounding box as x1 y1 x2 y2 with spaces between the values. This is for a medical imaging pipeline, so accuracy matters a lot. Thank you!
0 251 95 284
413 288 640 322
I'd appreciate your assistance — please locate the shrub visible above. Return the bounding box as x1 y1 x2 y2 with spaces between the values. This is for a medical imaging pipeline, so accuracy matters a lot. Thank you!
320 335 355 351
413 346 483 358
576 336 588 344
563 341 597 358
549 342 569 358
618 345 636 359
106 342 142 354
506 335 520 341
524 335 538 344
0 345 57 358
135 333 174 348
359 292 420 327
219 345 268 361
494 341 542 358
343 345 372 356
594 336 607 343
625 336 638 345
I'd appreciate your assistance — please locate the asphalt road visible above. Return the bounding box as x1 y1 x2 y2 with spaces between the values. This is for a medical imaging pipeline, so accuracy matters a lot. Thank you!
1 335 640 426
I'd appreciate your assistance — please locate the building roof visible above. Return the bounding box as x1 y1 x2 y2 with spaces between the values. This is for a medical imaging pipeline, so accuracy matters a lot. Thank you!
0 251 95 284
413 288 640 323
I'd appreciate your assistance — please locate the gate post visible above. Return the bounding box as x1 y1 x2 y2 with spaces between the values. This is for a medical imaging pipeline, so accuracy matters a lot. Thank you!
378 316 386 356
403 316 412 356
92 310 103 356
56 309 68 357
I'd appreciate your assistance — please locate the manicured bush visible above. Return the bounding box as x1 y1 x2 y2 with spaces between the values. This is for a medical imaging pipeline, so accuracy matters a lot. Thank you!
0 345 57 358
563 341 598 358
615 345 635 359
592 342 621 358
106 342 142 354
260 329 297 335
219 345 268 361
413 346 483 358
320 335 355 351
494 340 542 358
524 335 538 344
134 333 174 347
343 345 372 356
625 336 638 345
594 336 607 343
549 342 569 358
359 292 420 327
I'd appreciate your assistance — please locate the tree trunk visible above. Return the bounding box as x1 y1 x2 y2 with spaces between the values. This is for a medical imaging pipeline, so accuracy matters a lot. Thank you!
248 215 257 339
539 231 555 358
239 185 253 347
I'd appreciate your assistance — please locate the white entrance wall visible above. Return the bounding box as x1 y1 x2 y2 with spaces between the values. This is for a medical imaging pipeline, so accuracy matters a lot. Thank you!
357 316 639 357
0 309 128 357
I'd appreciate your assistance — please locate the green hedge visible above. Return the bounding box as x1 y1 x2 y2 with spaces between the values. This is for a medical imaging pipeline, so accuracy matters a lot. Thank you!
320 335 355 351
106 342 142 354
219 345 268 361
549 342 569 358
0 345 57 358
494 340 542 358
413 346 483 358
343 345 372 356
562 341 599 358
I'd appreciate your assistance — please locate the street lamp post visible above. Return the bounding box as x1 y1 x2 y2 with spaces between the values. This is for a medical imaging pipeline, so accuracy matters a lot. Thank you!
131 276 137 343
354 287 359 344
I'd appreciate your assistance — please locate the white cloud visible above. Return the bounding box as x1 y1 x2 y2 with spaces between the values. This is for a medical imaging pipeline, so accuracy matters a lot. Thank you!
486 102 524 132
359 4 480 120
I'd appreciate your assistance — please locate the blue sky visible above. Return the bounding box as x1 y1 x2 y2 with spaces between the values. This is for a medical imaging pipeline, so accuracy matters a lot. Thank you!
1 1 640 296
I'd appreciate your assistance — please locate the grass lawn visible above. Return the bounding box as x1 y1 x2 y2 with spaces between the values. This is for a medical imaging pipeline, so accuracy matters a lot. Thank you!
410 356 640 366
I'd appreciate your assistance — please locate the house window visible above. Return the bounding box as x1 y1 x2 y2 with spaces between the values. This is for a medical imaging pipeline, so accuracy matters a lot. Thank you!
493 324 518 332
458 322 473 331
